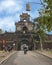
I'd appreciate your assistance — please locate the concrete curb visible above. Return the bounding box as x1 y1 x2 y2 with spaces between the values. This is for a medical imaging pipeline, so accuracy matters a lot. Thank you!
0 51 17 64
36 51 52 59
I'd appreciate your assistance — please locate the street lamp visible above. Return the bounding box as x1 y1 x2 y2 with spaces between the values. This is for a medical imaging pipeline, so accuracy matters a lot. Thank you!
26 1 45 11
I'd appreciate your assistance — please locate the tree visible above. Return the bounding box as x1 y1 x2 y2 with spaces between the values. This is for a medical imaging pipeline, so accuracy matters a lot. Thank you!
43 0 52 31
34 17 46 50
34 6 47 50
34 0 52 50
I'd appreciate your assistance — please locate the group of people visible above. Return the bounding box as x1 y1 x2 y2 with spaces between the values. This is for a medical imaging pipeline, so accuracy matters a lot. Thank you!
3 44 29 54
3 45 13 52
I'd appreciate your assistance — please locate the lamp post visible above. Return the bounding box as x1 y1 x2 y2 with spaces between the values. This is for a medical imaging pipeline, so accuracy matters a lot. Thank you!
26 1 45 11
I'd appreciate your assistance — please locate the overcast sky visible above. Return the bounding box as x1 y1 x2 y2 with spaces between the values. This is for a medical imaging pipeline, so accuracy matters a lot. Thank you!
0 0 52 34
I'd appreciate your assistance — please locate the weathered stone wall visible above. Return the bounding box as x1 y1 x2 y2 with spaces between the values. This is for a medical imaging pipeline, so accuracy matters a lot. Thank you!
34 41 52 50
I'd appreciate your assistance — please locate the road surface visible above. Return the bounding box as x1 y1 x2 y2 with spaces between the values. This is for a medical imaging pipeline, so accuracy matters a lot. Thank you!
1 51 52 65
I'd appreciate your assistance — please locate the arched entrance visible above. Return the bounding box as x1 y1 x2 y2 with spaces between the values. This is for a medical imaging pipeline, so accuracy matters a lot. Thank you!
17 38 34 50
22 26 28 31
18 39 29 50
22 26 28 33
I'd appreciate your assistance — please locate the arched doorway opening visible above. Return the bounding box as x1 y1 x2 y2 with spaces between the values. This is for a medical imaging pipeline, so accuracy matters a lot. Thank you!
18 39 29 50
23 26 28 31
22 26 28 33
17 39 34 50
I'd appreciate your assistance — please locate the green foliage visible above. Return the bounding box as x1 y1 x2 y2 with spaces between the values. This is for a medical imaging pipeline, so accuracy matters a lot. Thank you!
34 0 52 32
44 0 52 31
33 0 52 47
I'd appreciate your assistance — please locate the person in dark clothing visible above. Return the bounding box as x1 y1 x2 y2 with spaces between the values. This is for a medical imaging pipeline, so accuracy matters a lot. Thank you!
7 45 13 52
23 46 28 54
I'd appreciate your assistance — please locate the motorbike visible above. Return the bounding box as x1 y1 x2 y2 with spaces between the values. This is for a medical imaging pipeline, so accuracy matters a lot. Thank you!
24 49 27 54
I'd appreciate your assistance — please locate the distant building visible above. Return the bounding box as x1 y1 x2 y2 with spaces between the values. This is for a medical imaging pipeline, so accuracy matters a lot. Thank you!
0 13 52 50
0 13 35 50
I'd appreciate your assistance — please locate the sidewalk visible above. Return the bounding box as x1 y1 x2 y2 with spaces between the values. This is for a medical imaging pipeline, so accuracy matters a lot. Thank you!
0 51 9 58
36 50 52 59
0 50 17 64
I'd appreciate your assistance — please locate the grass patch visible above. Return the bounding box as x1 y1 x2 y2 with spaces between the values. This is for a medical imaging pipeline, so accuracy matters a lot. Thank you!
48 51 52 54
0 50 4 54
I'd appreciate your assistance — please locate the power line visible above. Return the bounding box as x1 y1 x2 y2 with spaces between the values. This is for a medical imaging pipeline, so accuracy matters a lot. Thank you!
28 1 46 7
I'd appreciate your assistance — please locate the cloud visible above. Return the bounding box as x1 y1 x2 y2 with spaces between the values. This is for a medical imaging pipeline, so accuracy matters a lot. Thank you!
0 0 43 32
0 0 23 14
0 16 15 32
0 10 21 32
0 0 23 32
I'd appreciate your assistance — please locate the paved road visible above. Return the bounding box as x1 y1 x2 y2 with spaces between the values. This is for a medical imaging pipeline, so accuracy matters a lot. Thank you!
1 51 52 65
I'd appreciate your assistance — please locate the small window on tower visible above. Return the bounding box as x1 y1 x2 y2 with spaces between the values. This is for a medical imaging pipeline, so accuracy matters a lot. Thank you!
24 19 26 22
23 17 27 22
